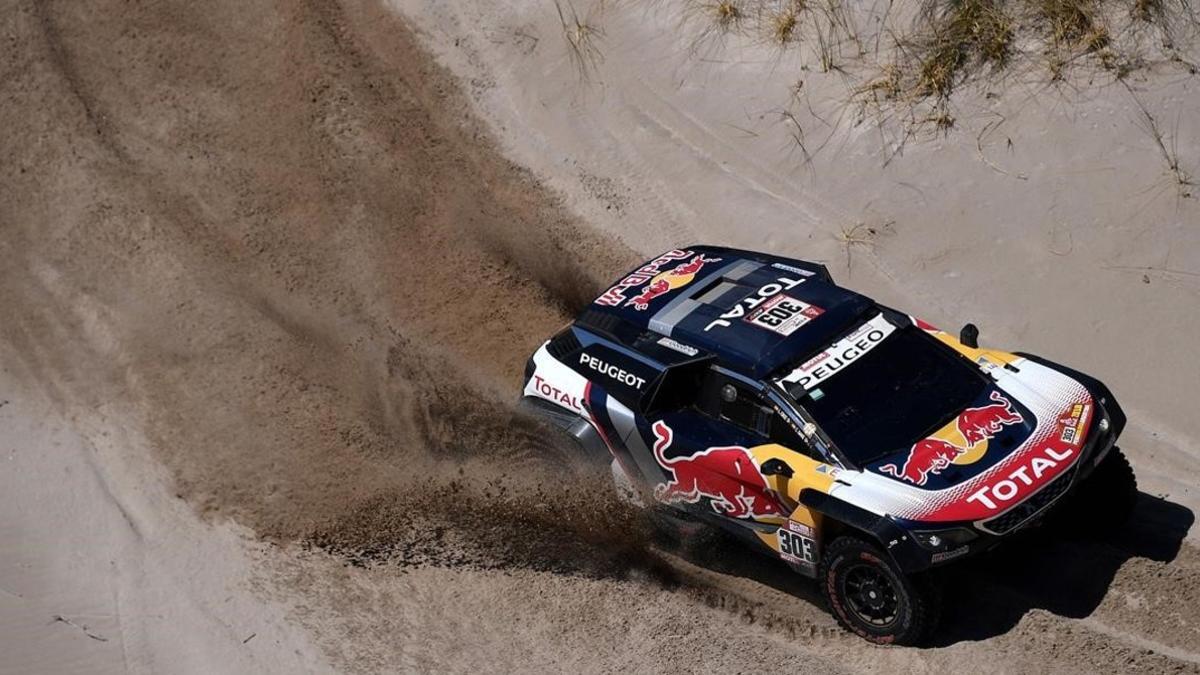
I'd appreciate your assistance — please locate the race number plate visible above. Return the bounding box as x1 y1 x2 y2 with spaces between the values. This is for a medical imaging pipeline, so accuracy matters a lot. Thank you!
778 521 818 570
744 294 824 336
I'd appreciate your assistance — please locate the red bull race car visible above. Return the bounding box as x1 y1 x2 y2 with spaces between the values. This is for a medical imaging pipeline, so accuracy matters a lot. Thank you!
520 246 1136 644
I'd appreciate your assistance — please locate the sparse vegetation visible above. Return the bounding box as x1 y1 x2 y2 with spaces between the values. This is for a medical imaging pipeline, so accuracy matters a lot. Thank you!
660 0 1198 107
834 222 893 275
1124 80 1194 195
556 0 605 82
767 3 801 44
910 0 1014 98
577 0 1197 167
712 0 742 27
1037 0 1111 63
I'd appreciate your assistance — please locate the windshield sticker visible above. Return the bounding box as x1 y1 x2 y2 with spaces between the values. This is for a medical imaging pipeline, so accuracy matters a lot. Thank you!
780 314 896 390
744 294 824 336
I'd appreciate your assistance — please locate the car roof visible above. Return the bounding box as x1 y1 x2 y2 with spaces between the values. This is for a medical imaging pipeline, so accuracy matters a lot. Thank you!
577 245 878 379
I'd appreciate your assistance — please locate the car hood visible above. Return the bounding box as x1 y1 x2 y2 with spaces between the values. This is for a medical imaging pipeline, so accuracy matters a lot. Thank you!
832 358 1097 524
865 384 1037 489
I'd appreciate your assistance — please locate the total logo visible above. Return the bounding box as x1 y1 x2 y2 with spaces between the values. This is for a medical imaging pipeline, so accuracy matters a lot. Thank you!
880 391 1023 486
530 375 582 412
965 445 1076 510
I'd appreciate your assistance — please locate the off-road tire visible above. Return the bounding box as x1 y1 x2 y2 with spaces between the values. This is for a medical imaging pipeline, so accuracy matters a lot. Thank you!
646 508 727 562
1054 446 1138 534
516 397 608 478
819 536 939 646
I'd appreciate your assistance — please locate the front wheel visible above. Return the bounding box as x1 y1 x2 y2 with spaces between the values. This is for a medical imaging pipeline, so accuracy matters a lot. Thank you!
819 536 939 645
1049 446 1138 536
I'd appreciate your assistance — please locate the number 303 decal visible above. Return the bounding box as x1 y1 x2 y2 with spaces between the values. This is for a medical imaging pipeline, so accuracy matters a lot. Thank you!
778 528 817 564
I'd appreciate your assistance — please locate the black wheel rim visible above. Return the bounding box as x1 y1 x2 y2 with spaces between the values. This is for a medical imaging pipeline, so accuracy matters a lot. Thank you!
840 562 901 628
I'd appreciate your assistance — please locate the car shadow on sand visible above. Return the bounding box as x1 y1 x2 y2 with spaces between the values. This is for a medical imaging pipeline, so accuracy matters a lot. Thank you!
667 490 1193 646
931 491 1194 646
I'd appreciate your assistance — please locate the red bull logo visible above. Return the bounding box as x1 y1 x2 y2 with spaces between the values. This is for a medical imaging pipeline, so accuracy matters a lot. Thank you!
880 439 968 486
626 254 721 311
651 421 783 519
881 391 1023 486
957 391 1023 446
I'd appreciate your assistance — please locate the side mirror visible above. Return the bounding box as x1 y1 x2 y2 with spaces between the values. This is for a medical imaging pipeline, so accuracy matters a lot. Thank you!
761 458 795 479
960 323 980 349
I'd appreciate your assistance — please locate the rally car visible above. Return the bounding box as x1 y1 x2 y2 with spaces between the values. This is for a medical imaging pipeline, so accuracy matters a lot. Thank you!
520 246 1136 644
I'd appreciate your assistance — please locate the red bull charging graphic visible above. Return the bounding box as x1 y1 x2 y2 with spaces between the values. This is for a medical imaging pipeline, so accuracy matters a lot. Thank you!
881 391 1023 486
625 254 721 311
650 421 784 519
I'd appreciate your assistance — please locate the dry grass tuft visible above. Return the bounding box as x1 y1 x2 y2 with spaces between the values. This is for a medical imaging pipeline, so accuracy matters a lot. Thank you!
768 5 801 44
835 223 883 274
912 0 1014 97
1038 0 1109 50
556 0 605 81
713 0 742 26
1125 81 1194 195
860 64 903 99
924 109 957 130
1132 0 1162 21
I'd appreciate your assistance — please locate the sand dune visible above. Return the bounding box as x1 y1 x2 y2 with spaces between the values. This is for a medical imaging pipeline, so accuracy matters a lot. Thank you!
1 0 1198 672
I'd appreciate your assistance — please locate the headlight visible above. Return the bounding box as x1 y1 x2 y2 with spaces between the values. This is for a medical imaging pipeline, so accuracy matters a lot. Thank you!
912 527 978 550
1098 417 1110 433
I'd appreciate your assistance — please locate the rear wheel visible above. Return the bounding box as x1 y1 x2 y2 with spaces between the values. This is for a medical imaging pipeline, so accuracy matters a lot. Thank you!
644 507 729 562
819 536 939 645
516 397 608 477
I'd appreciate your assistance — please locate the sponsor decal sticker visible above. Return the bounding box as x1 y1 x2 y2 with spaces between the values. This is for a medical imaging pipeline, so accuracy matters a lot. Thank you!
779 314 896 390
703 276 808 332
770 403 811 445
965 444 1076 510
879 391 1023 486
530 375 582 412
656 336 699 357
770 261 816 277
975 355 1000 374
579 353 648 390
595 250 720 311
778 522 818 567
1058 403 1090 445
594 249 695 308
623 254 721 311
787 520 815 537
911 316 940 332
743 294 824 336
650 421 784 520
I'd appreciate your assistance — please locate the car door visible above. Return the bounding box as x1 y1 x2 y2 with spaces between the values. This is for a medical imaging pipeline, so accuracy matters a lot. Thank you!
643 368 790 524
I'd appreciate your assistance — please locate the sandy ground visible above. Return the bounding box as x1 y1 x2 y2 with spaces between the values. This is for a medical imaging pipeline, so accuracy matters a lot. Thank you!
0 374 324 673
1 0 1199 672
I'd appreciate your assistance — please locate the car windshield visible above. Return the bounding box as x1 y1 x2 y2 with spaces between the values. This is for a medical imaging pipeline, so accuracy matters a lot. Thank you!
778 325 986 466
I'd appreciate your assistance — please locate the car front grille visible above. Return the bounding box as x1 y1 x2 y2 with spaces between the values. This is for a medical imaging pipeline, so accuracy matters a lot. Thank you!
981 464 1078 535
